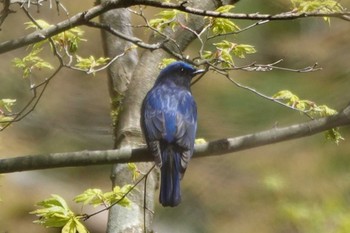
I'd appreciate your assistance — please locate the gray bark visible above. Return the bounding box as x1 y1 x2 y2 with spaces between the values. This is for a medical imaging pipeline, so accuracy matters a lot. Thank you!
103 0 238 232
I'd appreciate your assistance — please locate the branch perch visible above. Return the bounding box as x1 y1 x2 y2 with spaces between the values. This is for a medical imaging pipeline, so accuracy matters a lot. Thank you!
1 104 349 174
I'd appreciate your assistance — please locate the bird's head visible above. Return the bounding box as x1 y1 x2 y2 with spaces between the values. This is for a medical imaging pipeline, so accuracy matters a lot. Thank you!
156 61 204 88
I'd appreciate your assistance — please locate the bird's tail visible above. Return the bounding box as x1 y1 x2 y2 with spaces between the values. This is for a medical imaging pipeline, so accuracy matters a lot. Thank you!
159 146 182 207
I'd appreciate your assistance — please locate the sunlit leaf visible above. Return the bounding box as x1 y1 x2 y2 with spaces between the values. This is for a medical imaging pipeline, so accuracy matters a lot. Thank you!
74 185 133 208
291 0 345 23
0 99 16 112
74 55 109 75
12 48 53 78
30 194 74 228
127 163 140 181
149 10 187 31
208 40 256 67
206 5 240 35
273 89 343 144
74 189 105 207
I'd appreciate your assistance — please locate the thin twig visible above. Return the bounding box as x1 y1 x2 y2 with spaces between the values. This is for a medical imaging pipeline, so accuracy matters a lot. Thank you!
223 72 314 119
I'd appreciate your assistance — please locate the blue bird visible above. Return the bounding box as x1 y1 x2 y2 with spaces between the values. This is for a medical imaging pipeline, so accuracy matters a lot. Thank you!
141 61 204 207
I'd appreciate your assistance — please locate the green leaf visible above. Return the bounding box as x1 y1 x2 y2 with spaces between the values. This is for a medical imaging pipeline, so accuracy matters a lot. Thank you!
273 90 343 144
210 18 240 35
74 189 105 207
30 194 75 228
149 10 187 31
24 19 51 30
74 185 133 208
74 55 109 75
273 90 300 107
0 99 16 112
206 5 240 36
291 0 345 23
54 27 86 53
325 128 344 145
208 40 256 67
12 48 53 78
127 163 140 181
74 218 89 233
31 194 89 233
61 217 89 233
215 5 235 13
24 19 86 54
231 44 257 58
103 185 133 207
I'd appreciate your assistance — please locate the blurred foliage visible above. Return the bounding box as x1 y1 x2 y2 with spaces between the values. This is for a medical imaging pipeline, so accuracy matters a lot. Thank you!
262 173 350 233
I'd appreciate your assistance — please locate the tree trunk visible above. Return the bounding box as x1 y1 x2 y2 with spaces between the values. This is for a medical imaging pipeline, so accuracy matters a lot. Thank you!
100 0 237 232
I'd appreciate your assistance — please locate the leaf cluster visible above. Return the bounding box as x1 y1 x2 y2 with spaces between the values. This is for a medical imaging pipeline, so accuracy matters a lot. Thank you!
13 48 53 78
74 185 133 208
204 40 256 68
149 9 188 31
31 184 133 233
273 90 344 144
31 164 139 233
30 194 88 233
75 55 110 76
206 5 240 36
291 0 346 23
13 20 109 78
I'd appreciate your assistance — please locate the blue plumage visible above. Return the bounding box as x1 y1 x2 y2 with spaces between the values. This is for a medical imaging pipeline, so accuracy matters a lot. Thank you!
141 61 203 207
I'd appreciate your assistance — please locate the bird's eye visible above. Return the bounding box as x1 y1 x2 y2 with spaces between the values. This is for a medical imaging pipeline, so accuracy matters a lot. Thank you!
180 68 184 72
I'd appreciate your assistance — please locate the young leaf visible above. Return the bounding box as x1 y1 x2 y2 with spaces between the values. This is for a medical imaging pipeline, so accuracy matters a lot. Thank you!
325 128 344 145
103 185 133 207
207 5 240 36
0 99 16 112
149 10 187 31
291 0 345 23
24 19 86 54
62 217 89 233
74 55 109 75
127 163 140 181
12 48 53 78
272 89 343 144
74 189 105 207
74 185 133 208
31 194 89 233
30 194 74 228
208 40 256 67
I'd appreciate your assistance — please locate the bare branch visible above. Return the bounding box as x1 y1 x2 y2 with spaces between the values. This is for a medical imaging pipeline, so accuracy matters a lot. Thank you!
1 104 349 174
135 0 350 21
0 0 349 54
0 0 13 28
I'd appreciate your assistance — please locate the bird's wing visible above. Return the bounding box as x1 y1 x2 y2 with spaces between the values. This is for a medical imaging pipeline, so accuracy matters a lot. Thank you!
142 87 197 171
174 92 197 174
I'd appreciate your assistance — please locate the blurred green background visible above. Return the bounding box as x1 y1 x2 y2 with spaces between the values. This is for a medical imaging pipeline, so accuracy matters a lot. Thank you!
1 1 350 232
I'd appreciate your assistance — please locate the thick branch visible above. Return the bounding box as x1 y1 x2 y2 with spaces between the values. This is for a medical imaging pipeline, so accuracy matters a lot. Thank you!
0 0 349 54
1 105 349 174
136 0 350 21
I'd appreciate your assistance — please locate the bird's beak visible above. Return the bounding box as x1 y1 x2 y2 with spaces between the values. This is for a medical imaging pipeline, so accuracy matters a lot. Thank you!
192 69 205 76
